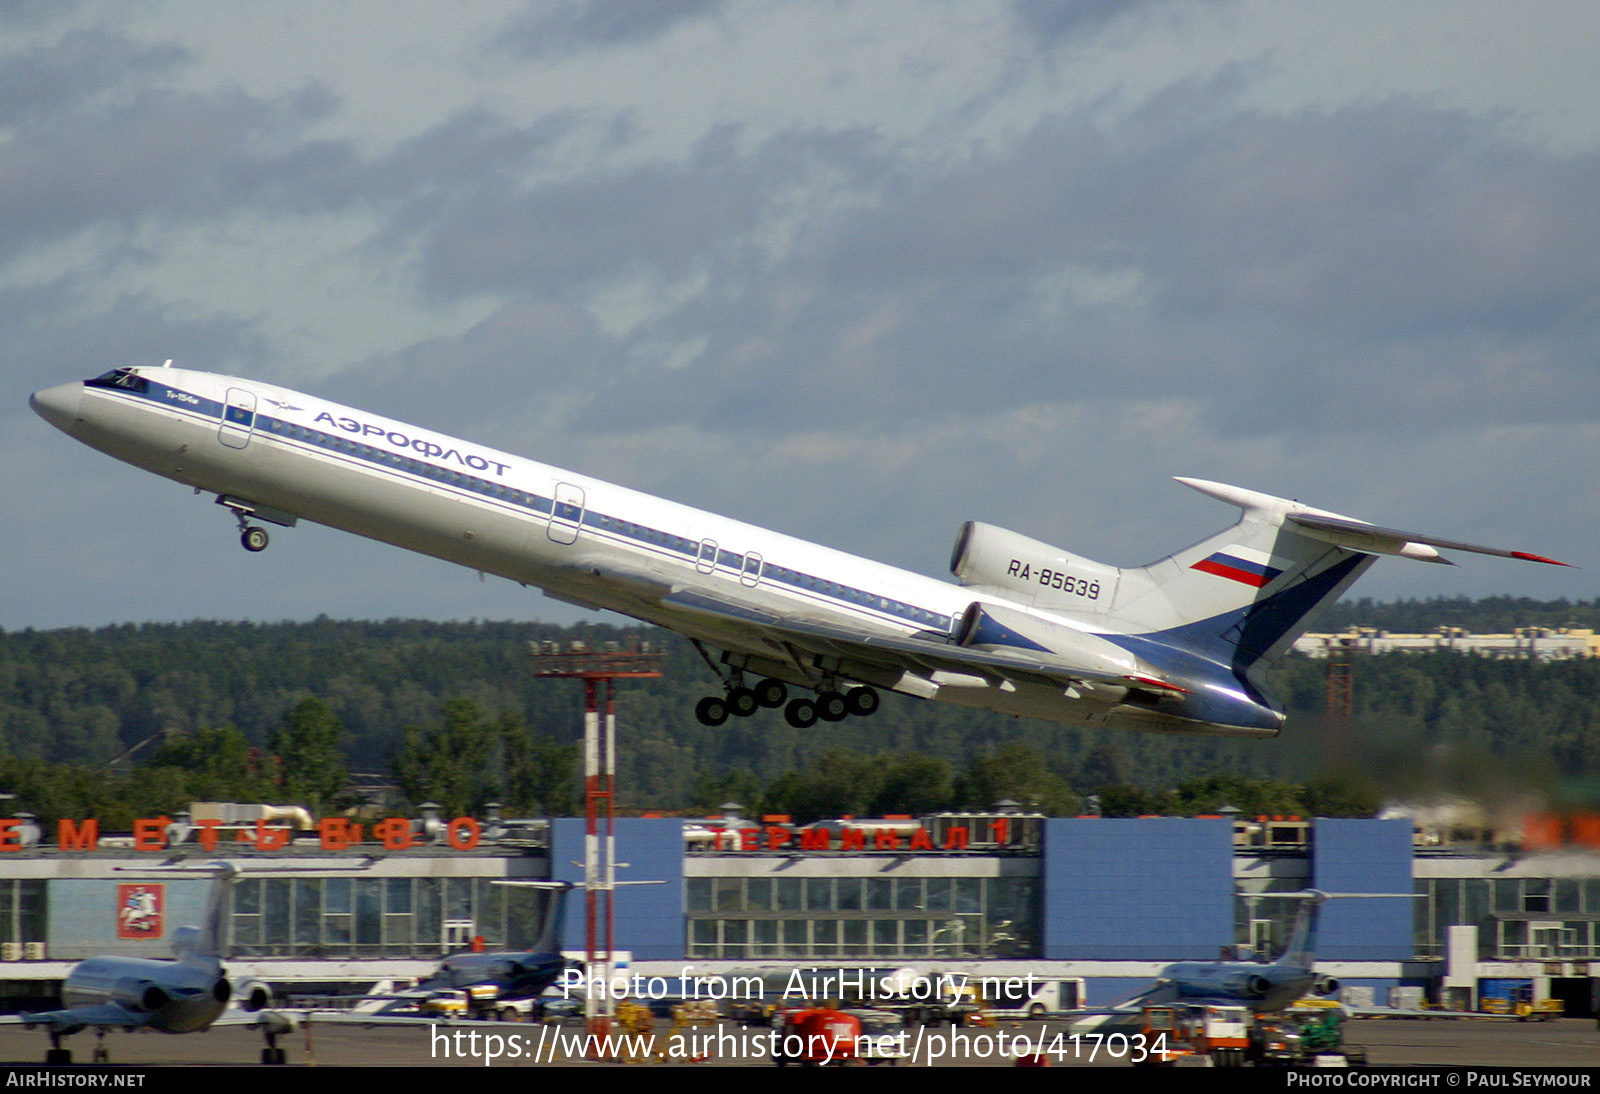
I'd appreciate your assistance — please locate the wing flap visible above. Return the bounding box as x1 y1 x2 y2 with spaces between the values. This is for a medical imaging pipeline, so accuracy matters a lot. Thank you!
659 588 1145 696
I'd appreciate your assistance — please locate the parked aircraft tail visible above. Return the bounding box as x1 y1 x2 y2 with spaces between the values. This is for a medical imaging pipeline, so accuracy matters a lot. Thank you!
114 862 237 968
1260 889 1419 972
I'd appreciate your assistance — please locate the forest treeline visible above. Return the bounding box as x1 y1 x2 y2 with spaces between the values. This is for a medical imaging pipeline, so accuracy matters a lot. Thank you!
0 597 1596 823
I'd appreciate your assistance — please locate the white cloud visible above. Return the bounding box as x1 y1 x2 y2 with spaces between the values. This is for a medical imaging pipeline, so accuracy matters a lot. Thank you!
4 0 1598 628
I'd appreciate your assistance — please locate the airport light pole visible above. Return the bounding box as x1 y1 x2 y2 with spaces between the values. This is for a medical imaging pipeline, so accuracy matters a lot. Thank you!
529 639 666 1047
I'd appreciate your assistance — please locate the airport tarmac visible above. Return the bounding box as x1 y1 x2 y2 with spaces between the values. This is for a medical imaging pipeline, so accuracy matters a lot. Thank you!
0 1016 1595 1068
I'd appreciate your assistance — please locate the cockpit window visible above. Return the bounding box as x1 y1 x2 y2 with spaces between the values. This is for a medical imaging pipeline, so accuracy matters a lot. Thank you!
85 368 149 393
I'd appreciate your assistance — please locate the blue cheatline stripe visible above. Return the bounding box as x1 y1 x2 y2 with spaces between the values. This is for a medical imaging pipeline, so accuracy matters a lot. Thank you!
963 608 1054 653
96 377 956 637
1105 551 1371 687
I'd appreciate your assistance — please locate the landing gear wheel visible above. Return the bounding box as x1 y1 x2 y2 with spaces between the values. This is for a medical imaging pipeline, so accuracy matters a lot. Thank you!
46 1048 70 1065
784 698 818 728
695 695 730 727
726 687 759 718
753 678 788 708
815 691 849 722
241 525 269 552
846 686 880 716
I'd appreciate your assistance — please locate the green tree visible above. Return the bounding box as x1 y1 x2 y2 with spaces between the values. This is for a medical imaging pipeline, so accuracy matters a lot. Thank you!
955 744 1080 815
269 698 349 811
391 698 496 816
868 753 953 817
1095 784 1167 817
500 712 579 815
148 725 272 803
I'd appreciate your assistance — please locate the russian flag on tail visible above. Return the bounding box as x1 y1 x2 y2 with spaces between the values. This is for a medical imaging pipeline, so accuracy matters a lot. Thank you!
1191 547 1283 588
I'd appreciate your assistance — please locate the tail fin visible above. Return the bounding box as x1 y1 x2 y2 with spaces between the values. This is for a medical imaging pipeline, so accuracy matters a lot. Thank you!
1261 889 1420 969
158 862 237 965
494 880 575 955
1107 479 1567 686
533 881 572 955
1272 892 1324 972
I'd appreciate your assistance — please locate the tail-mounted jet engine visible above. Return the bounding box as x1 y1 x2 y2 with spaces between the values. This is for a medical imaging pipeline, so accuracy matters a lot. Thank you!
236 979 273 1012
950 521 1119 614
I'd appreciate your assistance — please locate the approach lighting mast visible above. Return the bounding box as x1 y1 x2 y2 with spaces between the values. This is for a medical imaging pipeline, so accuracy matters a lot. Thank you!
528 638 666 1045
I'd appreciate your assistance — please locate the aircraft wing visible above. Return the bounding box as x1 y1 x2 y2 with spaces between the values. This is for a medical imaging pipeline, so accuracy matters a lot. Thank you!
655 586 1161 697
264 1008 571 1030
1335 1003 1501 1020
7 1005 152 1035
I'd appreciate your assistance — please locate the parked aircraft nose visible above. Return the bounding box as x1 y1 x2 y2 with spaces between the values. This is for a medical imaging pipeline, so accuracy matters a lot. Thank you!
29 382 82 435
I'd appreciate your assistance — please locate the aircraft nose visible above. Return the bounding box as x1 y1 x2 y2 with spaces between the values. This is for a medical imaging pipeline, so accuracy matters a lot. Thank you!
29 382 82 435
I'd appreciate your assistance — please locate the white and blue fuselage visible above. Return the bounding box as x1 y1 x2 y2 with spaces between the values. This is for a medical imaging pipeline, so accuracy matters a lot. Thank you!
32 365 1560 737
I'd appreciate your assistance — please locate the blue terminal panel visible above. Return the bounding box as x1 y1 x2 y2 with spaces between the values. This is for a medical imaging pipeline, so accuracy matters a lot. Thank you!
550 817 684 960
1311 819 1414 960
47 877 211 961
1042 818 1233 959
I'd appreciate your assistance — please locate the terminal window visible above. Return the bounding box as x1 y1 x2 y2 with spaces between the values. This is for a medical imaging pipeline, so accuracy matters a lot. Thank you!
229 876 549 958
686 875 1037 960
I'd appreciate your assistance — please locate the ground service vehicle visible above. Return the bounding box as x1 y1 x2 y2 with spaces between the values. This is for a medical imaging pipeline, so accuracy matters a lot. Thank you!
1251 1009 1366 1067
982 977 1086 1019
847 1009 909 1065
773 1007 862 1066
1192 1005 1251 1067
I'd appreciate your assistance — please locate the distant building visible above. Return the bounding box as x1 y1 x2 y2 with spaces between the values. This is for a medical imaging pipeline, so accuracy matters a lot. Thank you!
0 803 1597 1017
1295 627 1600 660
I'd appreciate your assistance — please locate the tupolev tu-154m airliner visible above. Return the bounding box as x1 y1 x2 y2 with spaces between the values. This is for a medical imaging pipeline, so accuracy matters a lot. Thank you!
30 364 1566 737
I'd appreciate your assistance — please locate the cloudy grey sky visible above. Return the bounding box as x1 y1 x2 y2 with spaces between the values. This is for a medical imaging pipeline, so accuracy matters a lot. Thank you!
4 0 1597 629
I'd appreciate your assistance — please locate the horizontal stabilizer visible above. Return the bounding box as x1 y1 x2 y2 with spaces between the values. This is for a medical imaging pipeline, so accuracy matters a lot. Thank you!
1286 513 1571 567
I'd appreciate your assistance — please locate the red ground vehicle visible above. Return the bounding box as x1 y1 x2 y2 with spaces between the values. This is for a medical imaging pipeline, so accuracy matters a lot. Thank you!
773 1007 863 1066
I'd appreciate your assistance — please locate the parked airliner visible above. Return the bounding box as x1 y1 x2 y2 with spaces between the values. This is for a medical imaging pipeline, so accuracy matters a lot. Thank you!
1068 890 1411 1032
368 880 577 1017
7 864 277 1064
30 364 1564 736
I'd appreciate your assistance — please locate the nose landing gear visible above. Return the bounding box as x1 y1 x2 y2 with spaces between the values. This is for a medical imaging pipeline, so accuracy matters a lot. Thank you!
215 494 298 553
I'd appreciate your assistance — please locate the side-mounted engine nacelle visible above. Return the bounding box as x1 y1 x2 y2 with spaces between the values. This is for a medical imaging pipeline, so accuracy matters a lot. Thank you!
114 978 173 1014
111 974 230 1013
236 978 274 1012
1312 976 1340 997
953 601 1139 683
950 521 1118 615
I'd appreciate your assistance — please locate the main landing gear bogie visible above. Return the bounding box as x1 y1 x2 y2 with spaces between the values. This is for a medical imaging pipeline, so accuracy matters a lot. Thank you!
694 681 880 728
695 676 790 726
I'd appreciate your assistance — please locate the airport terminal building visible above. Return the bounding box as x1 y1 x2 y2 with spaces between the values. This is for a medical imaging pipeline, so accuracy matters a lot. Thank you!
0 806 1596 1015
